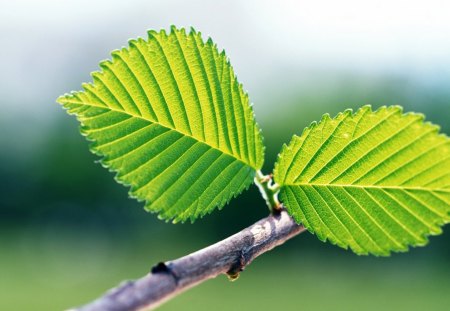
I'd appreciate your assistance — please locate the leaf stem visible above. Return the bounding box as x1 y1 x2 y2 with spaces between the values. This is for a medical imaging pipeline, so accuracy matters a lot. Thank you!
254 170 282 213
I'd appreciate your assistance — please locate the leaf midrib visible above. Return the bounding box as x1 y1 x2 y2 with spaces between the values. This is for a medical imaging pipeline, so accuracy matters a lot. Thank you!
283 183 450 193
61 98 256 170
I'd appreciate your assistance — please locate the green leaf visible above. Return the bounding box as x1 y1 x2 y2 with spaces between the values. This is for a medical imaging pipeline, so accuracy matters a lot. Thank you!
274 105 450 255
57 26 264 223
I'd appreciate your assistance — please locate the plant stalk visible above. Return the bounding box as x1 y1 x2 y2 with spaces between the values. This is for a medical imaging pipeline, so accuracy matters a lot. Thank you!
254 170 282 213
69 210 305 311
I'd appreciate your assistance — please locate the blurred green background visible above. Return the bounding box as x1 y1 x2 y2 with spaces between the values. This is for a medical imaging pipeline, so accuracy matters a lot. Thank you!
1 1 449 310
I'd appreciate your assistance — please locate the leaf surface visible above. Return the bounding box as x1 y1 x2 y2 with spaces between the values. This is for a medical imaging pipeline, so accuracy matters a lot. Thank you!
58 27 264 222
274 106 450 255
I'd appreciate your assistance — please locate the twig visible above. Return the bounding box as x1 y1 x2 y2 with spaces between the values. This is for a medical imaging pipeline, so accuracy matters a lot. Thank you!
70 209 306 311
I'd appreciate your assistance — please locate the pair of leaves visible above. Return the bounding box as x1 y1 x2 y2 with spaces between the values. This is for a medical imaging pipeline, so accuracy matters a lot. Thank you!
58 26 449 255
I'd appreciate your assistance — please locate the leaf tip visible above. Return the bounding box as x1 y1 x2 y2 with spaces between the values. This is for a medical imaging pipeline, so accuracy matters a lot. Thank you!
56 94 69 105
320 113 332 122
111 48 126 59
147 29 160 39
169 24 178 33
206 36 215 46
98 59 113 71
189 26 198 35
308 120 318 130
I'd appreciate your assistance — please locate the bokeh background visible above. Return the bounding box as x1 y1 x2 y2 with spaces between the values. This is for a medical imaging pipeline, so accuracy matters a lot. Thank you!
1 1 449 310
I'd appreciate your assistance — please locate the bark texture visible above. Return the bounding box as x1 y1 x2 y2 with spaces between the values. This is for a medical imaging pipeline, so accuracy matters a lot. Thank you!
70 210 306 311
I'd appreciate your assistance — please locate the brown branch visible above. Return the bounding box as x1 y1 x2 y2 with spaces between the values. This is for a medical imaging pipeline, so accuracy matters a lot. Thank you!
70 209 306 311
